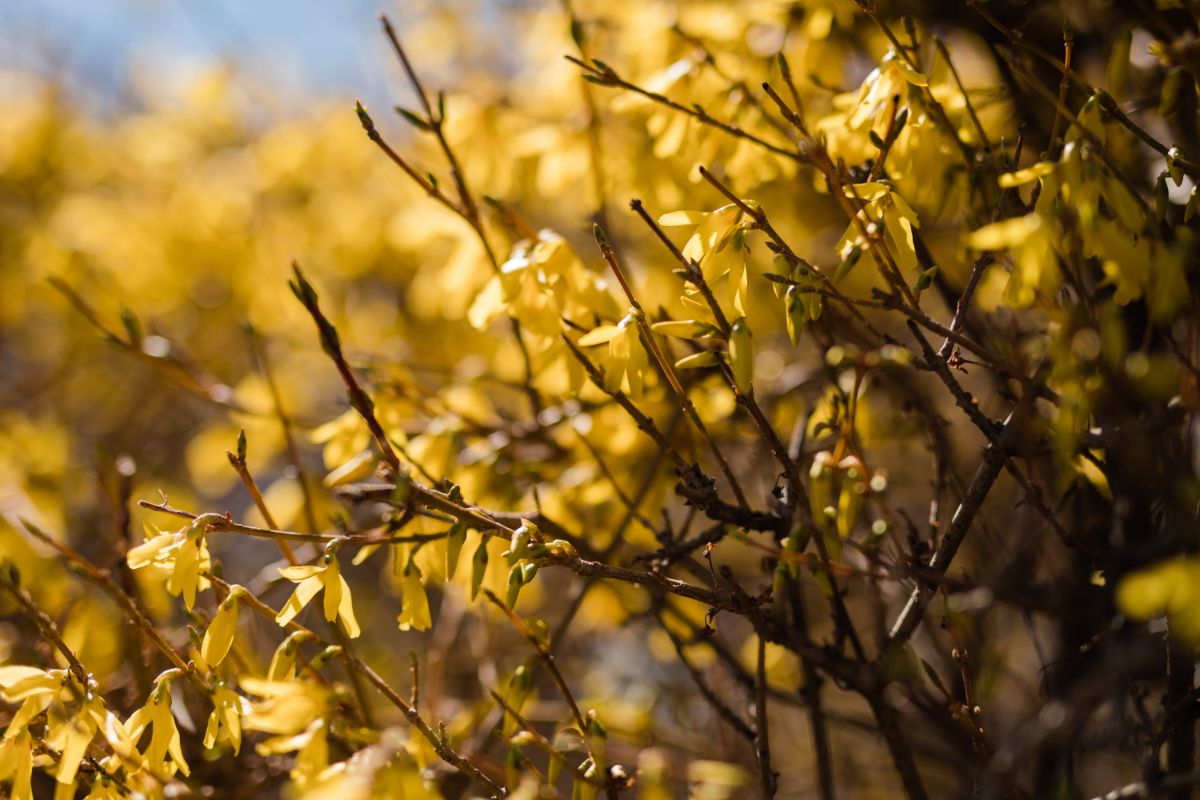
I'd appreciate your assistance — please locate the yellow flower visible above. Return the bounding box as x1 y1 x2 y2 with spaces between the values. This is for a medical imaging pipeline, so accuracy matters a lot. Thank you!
727 317 754 395
469 230 619 341
266 632 314 682
200 586 243 669
397 566 431 632
204 683 252 754
659 205 752 314
966 213 1061 307
257 718 328 788
127 520 212 611
1117 558 1200 641
125 672 190 778
577 312 649 399
45 697 98 786
82 775 124 800
0 730 33 800
0 665 65 738
845 50 927 131
275 549 361 639
837 181 921 275
0 667 137 785
241 677 328 736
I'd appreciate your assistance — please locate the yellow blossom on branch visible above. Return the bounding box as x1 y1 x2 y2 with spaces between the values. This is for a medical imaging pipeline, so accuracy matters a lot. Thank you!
275 546 361 638
124 671 190 779
126 520 212 611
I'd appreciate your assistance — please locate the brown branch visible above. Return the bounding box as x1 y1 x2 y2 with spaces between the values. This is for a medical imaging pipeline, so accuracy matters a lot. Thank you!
245 324 321 535
933 36 992 155
659 615 756 742
968 0 1200 177
885 436 1007 649
481 590 588 734
0 568 90 686
489 690 601 787
784 577 836 800
222 574 504 795
566 55 804 163
594 223 749 508
562 335 690 472
865 688 929 800
49 277 245 413
226 433 298 565
755 635 778 798
289 264 401 472
13 518 203 690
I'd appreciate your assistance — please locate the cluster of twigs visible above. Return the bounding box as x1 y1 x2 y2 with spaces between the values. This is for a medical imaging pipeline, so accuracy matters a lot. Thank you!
9 2 1200 799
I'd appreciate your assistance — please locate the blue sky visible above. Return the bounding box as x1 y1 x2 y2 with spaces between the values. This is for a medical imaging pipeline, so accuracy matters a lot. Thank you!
0 0 411 113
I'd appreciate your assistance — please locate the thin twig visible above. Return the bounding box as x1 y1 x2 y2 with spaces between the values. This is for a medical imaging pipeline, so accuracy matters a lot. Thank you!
660 617 756 741
13 518 204 690
226 434 298 565
886 434 1008 649
482 590 588 734
755 635 777 798
594 224 749 509
222 574 504 795
289 264 401 472
567 56 804 163
490 690 601 787
245 324 321 535
0 569 90 686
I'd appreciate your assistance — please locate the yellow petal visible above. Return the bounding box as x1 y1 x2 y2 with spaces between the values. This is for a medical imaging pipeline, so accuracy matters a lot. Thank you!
54 717 91 785
166 534 202 611
467 276 507 330
126 531 179 570
728 318 754 394
1116 560 1181 620
657 210 708 227
335 574 361 638
397 572 431 632
200 599 240 668
7 696 52 738
278 565 324 582
242 680 327 736
577 325 621 347
322 449 376 488
275 576 323 628
321 561 341 623
674 351 719 370
0 666 52 695
998 162 1055 188
167 726 190 777
966 214 1043 251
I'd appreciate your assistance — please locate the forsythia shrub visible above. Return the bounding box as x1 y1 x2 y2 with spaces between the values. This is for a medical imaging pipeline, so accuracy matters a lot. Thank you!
3 0 1200 797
